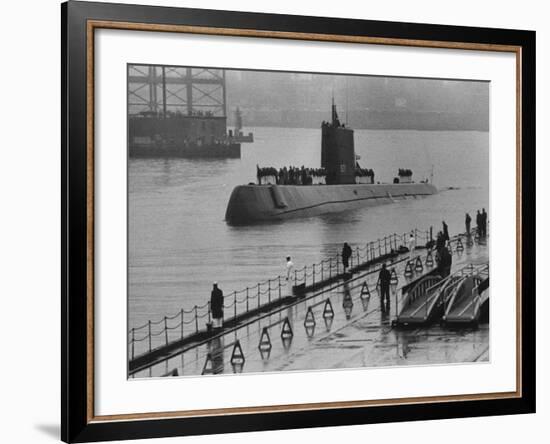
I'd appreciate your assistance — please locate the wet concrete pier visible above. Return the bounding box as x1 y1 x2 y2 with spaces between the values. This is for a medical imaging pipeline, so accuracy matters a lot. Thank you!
131 232 489 378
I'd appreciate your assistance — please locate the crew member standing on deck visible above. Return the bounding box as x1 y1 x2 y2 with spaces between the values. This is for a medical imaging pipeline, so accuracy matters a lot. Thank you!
210 282 224 329
342 242 352 273
465 213 472 235
285 256 295 295
378 263 391 308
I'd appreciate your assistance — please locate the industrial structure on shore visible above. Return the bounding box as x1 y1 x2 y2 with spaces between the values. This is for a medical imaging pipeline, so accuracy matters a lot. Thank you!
225 102 437 224
127 64 252 158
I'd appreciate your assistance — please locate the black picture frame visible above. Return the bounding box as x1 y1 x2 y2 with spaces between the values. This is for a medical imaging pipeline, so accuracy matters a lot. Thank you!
62 1 536 442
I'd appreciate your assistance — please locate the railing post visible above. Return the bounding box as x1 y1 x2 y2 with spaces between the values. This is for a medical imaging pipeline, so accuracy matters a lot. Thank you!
321 261 324 281
148 320 152 353
164 316 168 346
378 239 381 257
356 247 360 266
278 276 282 299
194 305 198 333
294 270 297 287
257 283 261 309
336 256 340 275
313 264 316 285
180 309 184 339
207 301 211 324
131 328 135 360
329 258 333 278
268 280 271 304
246 287 249 312
234 291 237 320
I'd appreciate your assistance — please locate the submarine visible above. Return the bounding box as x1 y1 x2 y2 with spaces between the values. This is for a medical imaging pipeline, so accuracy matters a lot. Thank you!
225 103 437 225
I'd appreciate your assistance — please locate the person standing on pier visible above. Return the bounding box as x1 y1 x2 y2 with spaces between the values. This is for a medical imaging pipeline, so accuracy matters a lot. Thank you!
465 213 472 235
435 231 446 252
481 208 488 237
442 221 450 242
476 210 482 237
378 263 391 308
437 245 452 277
342 242 352 273
285 256 295 295
210 282 224 329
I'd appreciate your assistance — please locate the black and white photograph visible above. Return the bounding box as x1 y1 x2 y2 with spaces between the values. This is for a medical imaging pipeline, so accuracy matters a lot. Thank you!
127 65 490 378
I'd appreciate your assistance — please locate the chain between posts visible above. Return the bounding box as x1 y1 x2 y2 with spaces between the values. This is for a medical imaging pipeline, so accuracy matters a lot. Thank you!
129 225 441 360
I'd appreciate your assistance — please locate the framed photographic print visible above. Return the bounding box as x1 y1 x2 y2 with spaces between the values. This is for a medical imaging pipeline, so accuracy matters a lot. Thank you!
61 1 536 442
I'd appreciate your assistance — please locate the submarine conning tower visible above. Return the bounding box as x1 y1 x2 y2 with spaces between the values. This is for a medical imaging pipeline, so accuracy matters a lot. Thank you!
321 102 356 185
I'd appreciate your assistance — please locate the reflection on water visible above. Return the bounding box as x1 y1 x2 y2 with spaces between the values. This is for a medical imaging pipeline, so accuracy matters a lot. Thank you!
129 127 489 331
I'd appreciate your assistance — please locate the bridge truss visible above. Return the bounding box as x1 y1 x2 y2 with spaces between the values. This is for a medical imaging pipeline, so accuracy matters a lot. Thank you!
128 64 227 117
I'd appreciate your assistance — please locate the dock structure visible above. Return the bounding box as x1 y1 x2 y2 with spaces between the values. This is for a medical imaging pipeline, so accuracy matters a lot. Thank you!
395 263 489 327
129 227 435 373
129 226 489 378
442 264 489 325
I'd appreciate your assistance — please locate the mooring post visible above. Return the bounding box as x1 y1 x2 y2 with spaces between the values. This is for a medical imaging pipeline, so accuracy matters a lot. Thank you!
148 320 152 352
131 328 135 360
194 305 198 333
164 316 168 346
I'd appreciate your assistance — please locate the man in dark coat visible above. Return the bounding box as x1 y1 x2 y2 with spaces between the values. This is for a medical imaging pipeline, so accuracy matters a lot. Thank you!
378 263 391 307
342 242 352 272
442 221 449 242
210 282 224 328
476 210 482 237
435 231 446 252
465 213 472 235
438 245 452 278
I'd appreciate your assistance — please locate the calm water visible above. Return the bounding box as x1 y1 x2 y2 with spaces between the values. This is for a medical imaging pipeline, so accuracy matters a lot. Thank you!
129 127 489 330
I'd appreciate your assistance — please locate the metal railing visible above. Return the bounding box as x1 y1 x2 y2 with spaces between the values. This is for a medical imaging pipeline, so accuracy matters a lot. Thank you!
128 226 444 360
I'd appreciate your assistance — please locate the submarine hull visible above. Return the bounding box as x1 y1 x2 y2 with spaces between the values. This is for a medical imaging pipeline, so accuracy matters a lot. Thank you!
225 183 438 225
